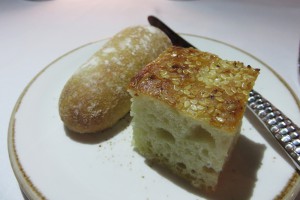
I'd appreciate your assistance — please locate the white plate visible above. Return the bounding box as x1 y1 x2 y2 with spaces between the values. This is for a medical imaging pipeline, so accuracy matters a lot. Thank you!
8 35 300 200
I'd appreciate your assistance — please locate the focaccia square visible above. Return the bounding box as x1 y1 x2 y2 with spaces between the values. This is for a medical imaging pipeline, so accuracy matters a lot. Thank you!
128 46 259 191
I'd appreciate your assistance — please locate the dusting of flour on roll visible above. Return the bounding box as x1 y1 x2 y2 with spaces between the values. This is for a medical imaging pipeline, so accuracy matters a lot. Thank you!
59 26 171 133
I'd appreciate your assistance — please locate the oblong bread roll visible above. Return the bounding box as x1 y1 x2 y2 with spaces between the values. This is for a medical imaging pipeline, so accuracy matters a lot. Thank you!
59 26 171 133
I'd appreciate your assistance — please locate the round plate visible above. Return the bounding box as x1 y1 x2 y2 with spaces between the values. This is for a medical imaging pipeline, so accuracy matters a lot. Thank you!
8 35 300 200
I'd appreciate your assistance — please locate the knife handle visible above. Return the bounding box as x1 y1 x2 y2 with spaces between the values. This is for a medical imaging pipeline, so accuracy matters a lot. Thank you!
248 90 300 170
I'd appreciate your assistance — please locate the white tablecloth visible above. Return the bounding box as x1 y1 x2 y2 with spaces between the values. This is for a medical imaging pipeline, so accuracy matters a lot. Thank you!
1 0 299 199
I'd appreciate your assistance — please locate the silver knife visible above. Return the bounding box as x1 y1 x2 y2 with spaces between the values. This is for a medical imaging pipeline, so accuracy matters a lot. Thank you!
148 15 300 171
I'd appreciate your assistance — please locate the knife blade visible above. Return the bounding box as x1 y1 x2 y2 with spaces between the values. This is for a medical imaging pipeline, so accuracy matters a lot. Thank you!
148 15 300 171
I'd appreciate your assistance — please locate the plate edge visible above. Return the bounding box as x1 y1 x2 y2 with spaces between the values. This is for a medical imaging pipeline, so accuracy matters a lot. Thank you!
7 34 300 200
7 40 104 200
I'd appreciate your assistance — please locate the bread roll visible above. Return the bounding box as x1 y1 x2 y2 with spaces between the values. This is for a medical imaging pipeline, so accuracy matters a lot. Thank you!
59 26 171 133
128 46 259 191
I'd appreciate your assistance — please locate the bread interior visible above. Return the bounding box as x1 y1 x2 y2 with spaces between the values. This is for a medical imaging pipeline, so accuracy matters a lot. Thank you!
131 95 240 190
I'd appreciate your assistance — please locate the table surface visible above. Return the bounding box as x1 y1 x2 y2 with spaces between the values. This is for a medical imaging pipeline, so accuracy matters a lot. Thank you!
1 0 300 199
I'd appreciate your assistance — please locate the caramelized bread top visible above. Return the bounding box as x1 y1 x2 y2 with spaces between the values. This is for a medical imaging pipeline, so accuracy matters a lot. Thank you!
128 46 259 134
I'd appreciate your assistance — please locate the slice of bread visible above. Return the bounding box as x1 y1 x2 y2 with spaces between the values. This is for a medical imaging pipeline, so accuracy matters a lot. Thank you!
128 46 259 191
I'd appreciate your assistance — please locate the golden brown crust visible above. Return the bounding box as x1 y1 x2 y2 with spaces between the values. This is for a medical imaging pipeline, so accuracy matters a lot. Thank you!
59 26 171 133
128 46 259 134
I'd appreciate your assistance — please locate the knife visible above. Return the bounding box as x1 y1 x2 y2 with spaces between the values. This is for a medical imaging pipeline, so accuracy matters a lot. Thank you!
148 15 300 171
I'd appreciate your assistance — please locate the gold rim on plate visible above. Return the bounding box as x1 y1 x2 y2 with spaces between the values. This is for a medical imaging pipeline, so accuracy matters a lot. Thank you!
7 34 300 200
